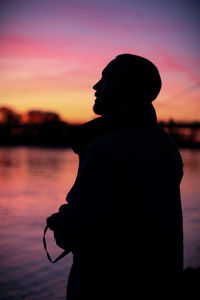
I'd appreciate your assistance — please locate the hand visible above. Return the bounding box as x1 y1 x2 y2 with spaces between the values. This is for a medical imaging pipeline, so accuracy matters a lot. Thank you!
46 212 60 230
46 204 68 230
59 204 68 212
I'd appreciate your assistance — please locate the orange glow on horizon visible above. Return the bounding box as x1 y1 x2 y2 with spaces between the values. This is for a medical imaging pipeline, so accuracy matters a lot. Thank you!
0 1 199 124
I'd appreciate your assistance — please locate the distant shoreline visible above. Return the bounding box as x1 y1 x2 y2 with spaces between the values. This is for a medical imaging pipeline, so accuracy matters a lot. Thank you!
0 142 200 149
1 107 200 149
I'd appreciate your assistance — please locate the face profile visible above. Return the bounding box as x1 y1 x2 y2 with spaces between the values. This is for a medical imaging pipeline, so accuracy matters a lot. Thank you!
93 54 162 115
93 63 123 115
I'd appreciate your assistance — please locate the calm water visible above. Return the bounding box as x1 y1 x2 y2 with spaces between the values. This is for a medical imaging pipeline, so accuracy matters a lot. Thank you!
0 147 199 299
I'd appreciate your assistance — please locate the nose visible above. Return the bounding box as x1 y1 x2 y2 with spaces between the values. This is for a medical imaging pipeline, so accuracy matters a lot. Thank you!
93 79 101 91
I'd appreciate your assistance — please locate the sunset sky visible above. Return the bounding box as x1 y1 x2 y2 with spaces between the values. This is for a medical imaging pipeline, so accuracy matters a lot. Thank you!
0 0 199 124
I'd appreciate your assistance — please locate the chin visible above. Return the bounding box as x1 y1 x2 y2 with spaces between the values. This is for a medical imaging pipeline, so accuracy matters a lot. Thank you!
93 98 115 115
93 102 104 115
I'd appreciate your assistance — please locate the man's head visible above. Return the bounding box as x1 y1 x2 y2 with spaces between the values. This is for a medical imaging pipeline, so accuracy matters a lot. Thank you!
93 54 162 115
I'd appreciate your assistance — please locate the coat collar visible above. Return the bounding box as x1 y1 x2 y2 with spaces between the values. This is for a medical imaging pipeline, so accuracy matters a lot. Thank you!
69 103 157 156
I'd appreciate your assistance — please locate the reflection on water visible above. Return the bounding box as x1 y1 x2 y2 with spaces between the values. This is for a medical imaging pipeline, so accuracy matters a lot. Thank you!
0 147 78 300
180 150 200 268
0 147 199 299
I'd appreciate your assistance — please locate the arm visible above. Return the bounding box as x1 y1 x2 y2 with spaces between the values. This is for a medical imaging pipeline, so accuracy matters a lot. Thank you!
50 144 117 252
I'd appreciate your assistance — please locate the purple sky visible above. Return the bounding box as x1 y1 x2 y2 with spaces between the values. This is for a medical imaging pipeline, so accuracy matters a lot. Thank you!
0 0 199 122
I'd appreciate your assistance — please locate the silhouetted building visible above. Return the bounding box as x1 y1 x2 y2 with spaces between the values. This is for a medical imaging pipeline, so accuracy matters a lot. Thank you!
23 110 60 124
0 107 21 125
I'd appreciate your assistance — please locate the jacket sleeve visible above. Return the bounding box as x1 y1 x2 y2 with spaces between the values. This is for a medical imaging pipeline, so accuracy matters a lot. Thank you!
53 144 117 252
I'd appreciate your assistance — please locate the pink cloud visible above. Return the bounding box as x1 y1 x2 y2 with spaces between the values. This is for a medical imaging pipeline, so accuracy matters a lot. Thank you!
0 34 76 59
154 48 200 83
0 34 108 64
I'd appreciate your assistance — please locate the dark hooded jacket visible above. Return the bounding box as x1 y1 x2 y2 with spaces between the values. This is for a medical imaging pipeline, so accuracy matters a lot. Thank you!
53 103 183 299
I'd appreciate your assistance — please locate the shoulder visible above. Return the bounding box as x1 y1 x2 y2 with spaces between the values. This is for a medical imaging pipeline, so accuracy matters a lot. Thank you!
81 131 118 158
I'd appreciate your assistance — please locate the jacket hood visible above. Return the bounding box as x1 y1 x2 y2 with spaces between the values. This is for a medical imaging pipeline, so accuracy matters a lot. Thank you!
68 103 157 156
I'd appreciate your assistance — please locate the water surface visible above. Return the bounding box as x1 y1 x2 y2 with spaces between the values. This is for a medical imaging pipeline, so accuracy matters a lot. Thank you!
0 147 199 299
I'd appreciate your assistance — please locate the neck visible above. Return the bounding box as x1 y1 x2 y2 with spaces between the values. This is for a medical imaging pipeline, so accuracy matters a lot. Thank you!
69 102 157 156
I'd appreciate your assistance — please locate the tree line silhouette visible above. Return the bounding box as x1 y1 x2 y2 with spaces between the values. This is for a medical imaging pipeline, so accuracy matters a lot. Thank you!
0 106 200 148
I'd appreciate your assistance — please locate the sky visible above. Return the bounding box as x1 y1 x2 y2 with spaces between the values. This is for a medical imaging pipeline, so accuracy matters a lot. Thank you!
0 0 199 124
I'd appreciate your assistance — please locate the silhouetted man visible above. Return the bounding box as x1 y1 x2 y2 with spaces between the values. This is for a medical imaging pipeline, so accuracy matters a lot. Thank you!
47 54 183 299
